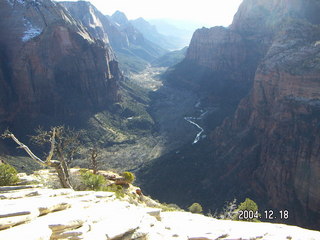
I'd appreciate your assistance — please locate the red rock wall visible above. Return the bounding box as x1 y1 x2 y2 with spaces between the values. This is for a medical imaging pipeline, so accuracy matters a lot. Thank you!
0 0 121 126
211 13 320 227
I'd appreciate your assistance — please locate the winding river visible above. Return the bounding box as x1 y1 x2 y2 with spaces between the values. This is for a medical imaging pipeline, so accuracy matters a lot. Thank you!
184 110 207 144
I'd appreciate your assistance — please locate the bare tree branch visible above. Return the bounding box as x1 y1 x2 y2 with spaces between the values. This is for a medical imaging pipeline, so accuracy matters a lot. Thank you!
46 127 56 164
2 128 75 189
1 130 46 166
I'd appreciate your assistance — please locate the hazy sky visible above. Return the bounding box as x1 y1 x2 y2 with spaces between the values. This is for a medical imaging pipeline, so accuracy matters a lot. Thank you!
57 0 243 27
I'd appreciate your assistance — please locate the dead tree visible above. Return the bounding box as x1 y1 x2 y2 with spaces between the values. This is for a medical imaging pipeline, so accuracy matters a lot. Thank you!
1 127 81 188
89 147 100 174
31 126 82 165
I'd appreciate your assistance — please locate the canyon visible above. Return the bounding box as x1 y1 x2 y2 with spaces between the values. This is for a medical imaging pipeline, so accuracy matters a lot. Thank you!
137 0 320 231
0 0 319 233
60 1 168 73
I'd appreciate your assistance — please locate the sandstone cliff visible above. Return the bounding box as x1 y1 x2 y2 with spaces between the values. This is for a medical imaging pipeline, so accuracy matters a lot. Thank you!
138 0 320 230
59 2 167 72
210 4 320 228
0 0 121 131
165 20 264 132
167 25 258 99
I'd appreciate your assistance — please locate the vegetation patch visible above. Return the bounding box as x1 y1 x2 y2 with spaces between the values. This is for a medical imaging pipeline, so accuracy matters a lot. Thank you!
234 198 260 222
80 170 107 191
0 163 19 186
158 203 182 212
188 202 203 214
105 184 125 198
122 171 135 184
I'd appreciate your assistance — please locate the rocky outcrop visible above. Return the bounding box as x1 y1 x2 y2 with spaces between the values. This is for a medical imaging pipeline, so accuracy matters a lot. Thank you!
109 10 166 62
0 0 121 130
107 11 168 62
168 26 257 97
58 1 113 47
230 0 320 34
139 0 320 230
209 12 320 228
165 22 264 129
60 2 167 72
1 176 320 240
168 0 320 99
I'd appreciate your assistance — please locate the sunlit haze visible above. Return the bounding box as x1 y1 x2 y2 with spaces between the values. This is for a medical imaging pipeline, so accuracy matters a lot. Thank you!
56 0 243 27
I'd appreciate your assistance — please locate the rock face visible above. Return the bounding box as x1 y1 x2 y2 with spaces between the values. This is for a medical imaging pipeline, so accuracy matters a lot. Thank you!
168 26 254 96
58 1 114 47
0 0 121 130
210 1 320 228
1 182 320 240
60 2 167 72
138 0 320 230
165 24 264 130
109 10 167 62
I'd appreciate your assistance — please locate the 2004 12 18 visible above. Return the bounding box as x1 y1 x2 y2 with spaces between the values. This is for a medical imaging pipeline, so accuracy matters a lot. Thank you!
238 210 289 220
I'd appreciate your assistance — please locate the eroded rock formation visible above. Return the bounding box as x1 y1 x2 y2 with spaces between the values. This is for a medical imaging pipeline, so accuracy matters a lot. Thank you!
211 6 320 227
60 2 167 71
0 0 121 130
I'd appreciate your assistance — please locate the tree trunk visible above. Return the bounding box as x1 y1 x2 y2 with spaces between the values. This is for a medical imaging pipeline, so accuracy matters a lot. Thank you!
2 130 73 189
50 160 73 188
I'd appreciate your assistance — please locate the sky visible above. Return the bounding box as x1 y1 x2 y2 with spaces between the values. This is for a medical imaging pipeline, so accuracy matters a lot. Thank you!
56 0 243 27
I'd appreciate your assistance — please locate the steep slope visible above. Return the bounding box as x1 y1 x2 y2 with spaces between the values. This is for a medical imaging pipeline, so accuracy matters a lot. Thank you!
0 0 120 132
151 47 187 67
209 9 320 228
55 1 114 49
60 2 167 73
110 11 167 63
138 0 320 230
164 24 265 133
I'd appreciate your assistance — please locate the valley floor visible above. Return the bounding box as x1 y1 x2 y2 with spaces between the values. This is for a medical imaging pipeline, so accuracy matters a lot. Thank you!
92 66 206 171
1 66 203 173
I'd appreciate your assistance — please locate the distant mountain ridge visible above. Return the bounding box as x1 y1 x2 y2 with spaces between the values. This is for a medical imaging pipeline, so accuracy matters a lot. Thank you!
151 47 188 67
60 2 167 73
130 17 184 50
110 10 129 25
148 19 199 48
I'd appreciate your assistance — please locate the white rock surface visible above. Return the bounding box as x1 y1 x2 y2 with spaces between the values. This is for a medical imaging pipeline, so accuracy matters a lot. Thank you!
0 184 320 240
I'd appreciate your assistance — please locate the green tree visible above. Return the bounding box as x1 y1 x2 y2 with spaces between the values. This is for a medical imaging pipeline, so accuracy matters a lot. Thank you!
188 202 203 214
0 164 19 186
122 171 135 184
80 170 106 191
105 184 125 198
234 198 260 222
